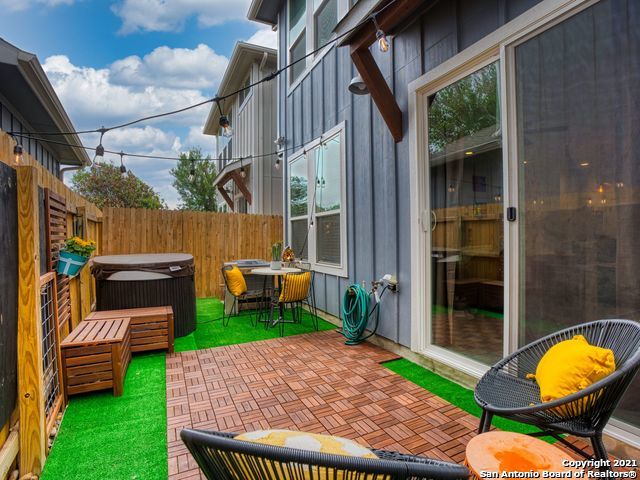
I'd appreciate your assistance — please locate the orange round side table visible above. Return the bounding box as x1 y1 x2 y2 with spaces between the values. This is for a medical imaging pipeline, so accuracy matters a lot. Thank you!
465 431 580 479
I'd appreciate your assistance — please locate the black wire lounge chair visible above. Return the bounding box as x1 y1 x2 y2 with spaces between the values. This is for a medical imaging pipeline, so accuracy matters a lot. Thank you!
475 319 640 461
181 429 470 480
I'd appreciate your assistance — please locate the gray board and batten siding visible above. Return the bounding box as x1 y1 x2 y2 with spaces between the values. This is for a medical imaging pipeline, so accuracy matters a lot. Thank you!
279 0 542 347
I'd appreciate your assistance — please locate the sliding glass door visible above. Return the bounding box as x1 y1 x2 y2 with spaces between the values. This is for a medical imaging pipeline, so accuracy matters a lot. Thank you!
427 61 505 367
515 0 639 434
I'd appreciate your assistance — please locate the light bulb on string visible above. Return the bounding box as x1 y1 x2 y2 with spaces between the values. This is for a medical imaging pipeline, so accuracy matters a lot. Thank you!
275 156 281 170
216 99 233 138
240 162 246 179
372 15 389 53
94 127 106 163
13 143 23 165
119 151 127 174
188 155 196 182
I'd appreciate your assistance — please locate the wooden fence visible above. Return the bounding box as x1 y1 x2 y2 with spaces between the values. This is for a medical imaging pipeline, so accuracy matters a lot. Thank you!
0 132 102 477
101 208 284 298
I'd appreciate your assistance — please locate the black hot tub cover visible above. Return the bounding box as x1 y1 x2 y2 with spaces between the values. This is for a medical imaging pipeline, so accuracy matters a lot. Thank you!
91 253 195 280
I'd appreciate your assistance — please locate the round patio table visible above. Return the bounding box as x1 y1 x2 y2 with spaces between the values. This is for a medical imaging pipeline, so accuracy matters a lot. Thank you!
251 267 301 329
465 431 579 479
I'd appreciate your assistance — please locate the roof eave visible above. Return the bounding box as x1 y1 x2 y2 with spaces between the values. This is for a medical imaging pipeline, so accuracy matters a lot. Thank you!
247 0 280 26
17 54 91 166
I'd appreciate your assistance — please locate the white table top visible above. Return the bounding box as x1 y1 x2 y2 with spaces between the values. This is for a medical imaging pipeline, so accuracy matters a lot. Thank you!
251 267 301 276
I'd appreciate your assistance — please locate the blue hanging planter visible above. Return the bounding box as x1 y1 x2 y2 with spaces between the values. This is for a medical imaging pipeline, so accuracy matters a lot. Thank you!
57 251 89 278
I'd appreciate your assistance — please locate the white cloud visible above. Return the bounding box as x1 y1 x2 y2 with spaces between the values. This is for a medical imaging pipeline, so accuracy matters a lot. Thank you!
111 0 252 34
246 27 278 50
110 44 228 90
43 51 220 128
183 126 216 152
0 0 73 13
43 48 229 210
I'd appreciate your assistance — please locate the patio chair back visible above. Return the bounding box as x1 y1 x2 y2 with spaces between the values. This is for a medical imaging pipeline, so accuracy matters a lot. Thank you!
181 429 470 480
279 271 312 304
475 319 640 460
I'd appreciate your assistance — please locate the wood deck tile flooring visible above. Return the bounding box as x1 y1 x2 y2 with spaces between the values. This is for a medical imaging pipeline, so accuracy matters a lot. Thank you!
165 329 595 479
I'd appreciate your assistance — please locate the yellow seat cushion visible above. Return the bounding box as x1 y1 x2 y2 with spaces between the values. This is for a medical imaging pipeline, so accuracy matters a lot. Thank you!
234 430 377 479
279 272 311 303
528 335 615 404
225 266 247 297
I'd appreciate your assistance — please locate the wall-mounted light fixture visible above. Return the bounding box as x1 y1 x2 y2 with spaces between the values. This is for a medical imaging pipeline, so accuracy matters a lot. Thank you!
348 75 369 95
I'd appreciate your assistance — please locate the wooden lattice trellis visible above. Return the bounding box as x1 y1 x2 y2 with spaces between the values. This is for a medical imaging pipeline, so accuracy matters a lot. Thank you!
44 189 71 335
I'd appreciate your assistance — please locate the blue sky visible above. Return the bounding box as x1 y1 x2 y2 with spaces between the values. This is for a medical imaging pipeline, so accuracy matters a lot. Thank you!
0 0 276 208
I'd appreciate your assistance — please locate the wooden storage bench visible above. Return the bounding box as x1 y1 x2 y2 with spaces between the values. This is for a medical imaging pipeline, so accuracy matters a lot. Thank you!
86 306 174 353
61 318 131 397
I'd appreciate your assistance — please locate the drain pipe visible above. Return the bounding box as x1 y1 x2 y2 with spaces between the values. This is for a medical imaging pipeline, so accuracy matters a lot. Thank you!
59 165 84 182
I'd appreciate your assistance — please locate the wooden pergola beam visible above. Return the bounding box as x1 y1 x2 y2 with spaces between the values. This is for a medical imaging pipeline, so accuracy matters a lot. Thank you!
230 171 253 205
351 47 403 142
217 185 234 211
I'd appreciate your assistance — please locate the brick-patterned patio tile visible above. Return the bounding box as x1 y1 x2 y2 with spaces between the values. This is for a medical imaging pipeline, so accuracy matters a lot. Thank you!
165 329 627 480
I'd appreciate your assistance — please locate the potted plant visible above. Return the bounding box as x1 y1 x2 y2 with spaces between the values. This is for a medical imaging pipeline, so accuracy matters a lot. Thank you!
270 241 282 270
57 236 97 278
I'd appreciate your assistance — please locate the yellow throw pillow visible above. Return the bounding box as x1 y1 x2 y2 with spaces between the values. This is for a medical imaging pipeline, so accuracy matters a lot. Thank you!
279 272 311 303
528 335 615 404
225 266 247 296
235 430 377 480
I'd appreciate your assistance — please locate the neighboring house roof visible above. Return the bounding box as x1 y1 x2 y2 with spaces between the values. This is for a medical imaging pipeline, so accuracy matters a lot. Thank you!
247 0 282 25
0 38 90 167
203 41 277 136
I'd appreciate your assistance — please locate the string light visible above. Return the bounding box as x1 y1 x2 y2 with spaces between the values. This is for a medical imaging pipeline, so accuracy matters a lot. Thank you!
275 155 281 170
13 143 23 165
372 15 389 53
189 155 196 182
119 151 127 174
240 159 246 178
94 127 106 163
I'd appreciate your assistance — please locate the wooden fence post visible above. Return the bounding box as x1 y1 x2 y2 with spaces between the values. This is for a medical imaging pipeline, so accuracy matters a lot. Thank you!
16 166 46 476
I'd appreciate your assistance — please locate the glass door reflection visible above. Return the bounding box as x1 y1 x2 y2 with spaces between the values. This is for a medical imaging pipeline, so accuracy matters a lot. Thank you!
428 61 504 366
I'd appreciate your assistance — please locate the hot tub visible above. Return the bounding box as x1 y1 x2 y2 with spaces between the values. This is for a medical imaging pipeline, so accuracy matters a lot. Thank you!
91 253 196 337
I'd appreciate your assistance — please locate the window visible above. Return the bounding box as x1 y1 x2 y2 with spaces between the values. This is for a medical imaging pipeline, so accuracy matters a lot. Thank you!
287 0 347 86
288 124 347 276
314 0 337 49
238 75 251 107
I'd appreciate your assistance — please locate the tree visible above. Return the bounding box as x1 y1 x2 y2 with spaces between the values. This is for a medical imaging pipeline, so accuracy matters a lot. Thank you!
71 162 166 209
428 64 498 154
170 148 219 211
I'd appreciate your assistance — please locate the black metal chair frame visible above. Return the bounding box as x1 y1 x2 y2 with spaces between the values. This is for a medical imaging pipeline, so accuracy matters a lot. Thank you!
475 319 640 462
276 265 319 336
221 265 264 328
181 429 470 480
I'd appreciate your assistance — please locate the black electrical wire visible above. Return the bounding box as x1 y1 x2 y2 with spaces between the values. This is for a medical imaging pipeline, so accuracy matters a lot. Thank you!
7 0 398 138
10 131 316 163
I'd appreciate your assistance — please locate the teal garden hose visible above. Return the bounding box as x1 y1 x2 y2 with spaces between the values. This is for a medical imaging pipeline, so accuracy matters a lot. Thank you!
341 283 387 345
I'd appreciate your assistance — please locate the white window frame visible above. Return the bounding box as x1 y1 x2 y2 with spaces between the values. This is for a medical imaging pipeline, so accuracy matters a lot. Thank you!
287 0 349 91
408 0 639 447
287 122 348 277
238 73 252 112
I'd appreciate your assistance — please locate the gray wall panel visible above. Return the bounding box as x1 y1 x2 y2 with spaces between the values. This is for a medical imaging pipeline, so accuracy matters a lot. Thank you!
280 0 543 348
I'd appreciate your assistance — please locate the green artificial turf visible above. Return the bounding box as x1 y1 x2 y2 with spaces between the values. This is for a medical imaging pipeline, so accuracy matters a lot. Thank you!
384 358 546 437
174 298 336 352
41 353 167 480
42 298 335 480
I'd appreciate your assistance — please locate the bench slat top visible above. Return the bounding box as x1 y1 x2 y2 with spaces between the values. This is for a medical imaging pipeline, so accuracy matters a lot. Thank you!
62 318 130 347
85 306 173 320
